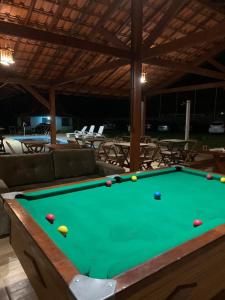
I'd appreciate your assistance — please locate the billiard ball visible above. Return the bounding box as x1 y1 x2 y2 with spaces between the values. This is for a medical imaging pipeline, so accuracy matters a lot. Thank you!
220 177 225 183
193 219 203 227
154 192 161 200
45 213 55 224
206 174 213 180
58 225 68 237
175 166 182 171
131 175 137 182
105 180 112 187
114 175 122 183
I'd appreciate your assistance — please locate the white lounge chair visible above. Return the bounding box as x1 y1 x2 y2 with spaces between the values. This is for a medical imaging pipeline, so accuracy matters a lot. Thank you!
66 126 87 139
84 125 95 137
93 126 105 137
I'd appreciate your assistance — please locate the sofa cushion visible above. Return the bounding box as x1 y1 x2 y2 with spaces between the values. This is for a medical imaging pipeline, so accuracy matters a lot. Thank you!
9 174 100 192
0 152 54 187
53 149 96 179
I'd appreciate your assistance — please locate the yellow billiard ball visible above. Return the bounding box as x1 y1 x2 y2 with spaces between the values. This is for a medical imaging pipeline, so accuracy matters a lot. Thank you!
58 225 68 236
131 175 137 182
220 177 225 183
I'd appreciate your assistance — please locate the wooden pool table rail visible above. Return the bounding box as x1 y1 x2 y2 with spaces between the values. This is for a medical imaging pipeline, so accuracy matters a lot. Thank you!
3 168 225 299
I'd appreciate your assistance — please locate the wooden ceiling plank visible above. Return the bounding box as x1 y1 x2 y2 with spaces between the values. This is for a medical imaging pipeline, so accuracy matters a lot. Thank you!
56 0 125 81
23 1 68 77
21 84 50 109
143 0 189 49
207 58 225 73
87 1 123 36
39 48 65 80
146 58 225 80
143 22 225 59
57 59 129 86
13 0 37 67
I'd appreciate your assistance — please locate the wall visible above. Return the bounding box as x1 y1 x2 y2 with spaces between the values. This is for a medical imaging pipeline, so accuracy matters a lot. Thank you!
30 116 73 132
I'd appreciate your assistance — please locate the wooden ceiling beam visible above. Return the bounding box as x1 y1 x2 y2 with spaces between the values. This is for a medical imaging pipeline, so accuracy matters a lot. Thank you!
0 74 128 97
143 22 225 59
151 81 225 95
130 0 143 171
60 83 129 97
24 0 37 24
56 59 129 87
21 84 50 109
0 21 131 59
196 0 225 15
207 58 225 73
143 0 189 49
0 76 48 88
145 42 225 94
99 27 129 50
146 58 225 80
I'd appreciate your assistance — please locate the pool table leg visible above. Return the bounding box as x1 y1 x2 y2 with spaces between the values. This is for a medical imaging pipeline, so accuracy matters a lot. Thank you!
10 218 74 300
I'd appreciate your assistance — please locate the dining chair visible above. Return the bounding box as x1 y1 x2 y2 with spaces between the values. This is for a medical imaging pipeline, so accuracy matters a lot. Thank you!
95 141 107 161
21 142 46 154
0 136 6 154
157 141 178 166
140 145 158 170
102 142 125 166
5 141 16 154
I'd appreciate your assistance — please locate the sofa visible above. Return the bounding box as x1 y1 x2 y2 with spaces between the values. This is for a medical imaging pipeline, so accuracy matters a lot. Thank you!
0 149 124 236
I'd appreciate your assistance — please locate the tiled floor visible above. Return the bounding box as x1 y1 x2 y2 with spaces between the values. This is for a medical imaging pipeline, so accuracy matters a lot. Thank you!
0 238 38 300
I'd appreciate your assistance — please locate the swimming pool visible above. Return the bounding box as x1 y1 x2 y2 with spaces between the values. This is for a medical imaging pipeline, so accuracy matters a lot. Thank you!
10 135 67 144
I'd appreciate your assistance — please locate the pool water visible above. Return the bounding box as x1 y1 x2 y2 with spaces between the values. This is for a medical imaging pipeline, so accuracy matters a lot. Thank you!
10 135 67 144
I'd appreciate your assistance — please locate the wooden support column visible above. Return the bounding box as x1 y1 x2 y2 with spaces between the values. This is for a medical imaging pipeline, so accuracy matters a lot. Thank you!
49 87 56 144
130 0 143 171
141 95 146 137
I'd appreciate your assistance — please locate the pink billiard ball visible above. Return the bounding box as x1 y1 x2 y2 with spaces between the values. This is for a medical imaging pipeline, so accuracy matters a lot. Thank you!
206 174 213 180
105 180 112 187
46 214 55 224
193 219 203 227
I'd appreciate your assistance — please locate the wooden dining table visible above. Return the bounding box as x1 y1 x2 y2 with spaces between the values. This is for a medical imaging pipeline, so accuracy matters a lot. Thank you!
20 140 48 154
76 136 106 149
191 148 225 174
114 142 157 167
160 139 196 162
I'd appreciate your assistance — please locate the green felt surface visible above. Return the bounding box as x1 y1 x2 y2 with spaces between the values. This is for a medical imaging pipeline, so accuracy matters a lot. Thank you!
16 167 225 279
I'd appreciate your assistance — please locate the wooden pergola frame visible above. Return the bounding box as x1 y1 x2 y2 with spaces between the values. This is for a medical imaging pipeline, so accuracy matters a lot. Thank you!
1 0 225 170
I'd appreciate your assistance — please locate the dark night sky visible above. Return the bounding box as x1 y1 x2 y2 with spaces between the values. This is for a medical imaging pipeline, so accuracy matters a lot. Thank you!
1 51 225 131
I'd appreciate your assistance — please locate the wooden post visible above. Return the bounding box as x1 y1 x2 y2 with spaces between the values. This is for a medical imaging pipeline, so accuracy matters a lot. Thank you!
49 87 56 144
141 95 146 137
185 100 191 150
130 0 143 171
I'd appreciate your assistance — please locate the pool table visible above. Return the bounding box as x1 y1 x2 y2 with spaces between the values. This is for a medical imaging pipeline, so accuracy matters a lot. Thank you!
3 167 225 300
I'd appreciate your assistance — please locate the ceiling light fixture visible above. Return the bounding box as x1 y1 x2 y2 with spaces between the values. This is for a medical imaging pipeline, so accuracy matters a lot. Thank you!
140 65 147 84
0 47 15 66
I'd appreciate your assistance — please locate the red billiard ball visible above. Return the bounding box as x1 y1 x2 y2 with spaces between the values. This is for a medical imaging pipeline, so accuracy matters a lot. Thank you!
46 214 55 224
105 180 112 187
193 219 203 227
206 174 213 180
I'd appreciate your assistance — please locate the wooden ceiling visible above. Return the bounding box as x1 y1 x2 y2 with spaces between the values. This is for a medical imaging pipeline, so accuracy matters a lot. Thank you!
0 0 225 99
